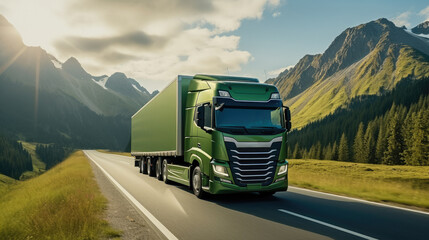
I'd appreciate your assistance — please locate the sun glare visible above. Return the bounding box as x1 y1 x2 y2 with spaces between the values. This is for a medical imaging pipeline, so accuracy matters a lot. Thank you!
4 0 65 49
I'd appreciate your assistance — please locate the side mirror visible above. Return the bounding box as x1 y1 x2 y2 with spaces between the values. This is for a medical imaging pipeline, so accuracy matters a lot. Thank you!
196 105 204 128
284 106 292 132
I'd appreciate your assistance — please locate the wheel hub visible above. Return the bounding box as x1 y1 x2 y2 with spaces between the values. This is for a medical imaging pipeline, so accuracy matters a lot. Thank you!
193 173 200 192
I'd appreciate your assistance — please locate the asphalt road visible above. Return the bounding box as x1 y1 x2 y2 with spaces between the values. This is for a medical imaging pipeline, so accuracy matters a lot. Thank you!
84 150 429 240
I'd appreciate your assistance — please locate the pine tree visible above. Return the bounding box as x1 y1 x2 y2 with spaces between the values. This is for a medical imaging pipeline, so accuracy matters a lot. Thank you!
308 145 316 159
302 148 309 159
375 126 386 164
292 143 301 159
315 141 322 159
332 141 338 160
364 121 376 163
353 122 366 163
338 133 349 162
383 113 405 165
403 110 429 165
323 143 333 160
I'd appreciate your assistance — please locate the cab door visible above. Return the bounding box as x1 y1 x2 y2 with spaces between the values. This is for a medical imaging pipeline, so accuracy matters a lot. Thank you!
195 92 213 176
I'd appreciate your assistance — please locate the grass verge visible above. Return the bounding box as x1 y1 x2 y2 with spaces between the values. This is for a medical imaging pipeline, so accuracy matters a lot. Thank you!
0 150 121 239
289 159 429 210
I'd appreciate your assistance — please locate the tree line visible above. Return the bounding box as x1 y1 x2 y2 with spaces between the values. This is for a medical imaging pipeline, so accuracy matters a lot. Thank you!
0 136 33 179
36 144 73 170
288 78 429 166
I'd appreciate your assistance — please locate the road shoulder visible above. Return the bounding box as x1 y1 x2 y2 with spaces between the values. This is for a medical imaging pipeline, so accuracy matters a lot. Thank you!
89 159 161 240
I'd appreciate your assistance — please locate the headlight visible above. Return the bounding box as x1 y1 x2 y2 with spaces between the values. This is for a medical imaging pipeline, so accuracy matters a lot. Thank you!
278 164 288 175
212 164 229 177
218 90 230 97
271 92 280 99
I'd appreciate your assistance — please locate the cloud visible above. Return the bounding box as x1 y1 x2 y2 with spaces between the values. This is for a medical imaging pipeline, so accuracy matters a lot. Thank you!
272 11 281 18
419 6 429 21
56 31 166 52
391 11 411 28
100 52 141 64
1 0 281 91
268 65 294 76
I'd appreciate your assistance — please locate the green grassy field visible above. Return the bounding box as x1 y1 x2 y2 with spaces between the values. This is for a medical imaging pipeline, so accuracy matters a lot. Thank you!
289 159 429 210
0 173 17 196
19 141 47 180
0 151 121 239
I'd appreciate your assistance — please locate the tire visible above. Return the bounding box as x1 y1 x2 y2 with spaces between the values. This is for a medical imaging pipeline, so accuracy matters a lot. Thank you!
192 166 205 199
147 158 154 177
162 159 171 184
142 159 148 174
139 159 145 173
156 158 163 180
138 158 143 173
259 191 276 197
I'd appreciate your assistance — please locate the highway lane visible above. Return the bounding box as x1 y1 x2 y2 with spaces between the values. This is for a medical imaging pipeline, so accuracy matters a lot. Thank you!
84 150 429 240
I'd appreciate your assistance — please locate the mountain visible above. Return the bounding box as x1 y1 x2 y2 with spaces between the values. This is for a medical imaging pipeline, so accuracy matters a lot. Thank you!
0 15 155 149
105 72 156 108
411 21 429 35
270 18 429 129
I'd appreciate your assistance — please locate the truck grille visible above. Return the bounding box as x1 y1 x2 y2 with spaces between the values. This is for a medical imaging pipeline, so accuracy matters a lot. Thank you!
224 137 282 187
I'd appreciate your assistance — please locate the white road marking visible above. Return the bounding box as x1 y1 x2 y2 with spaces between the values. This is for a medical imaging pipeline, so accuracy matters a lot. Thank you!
289 186 429 216
278 209 377 240
84 151 178 240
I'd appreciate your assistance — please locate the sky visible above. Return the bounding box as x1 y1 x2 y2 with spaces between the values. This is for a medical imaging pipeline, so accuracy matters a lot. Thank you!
1 0 429 92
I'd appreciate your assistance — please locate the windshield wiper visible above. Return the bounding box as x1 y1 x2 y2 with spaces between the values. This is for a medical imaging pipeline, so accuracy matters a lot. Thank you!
250 126 282 129
249 126 286 133
221 125 248 134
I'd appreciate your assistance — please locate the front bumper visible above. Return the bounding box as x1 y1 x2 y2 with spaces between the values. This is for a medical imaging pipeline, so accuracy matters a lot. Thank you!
207 175 288 194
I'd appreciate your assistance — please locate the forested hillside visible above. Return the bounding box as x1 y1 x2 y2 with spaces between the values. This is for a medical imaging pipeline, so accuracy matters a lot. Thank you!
36 144 73 170
288 78 429 165
0 136 33 179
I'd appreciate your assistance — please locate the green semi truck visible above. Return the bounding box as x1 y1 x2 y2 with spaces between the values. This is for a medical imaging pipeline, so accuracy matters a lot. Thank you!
131 74 291 198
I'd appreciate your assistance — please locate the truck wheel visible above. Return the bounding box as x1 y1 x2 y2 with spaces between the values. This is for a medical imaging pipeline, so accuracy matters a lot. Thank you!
162 159 170 184
156 158 163 180
192 166 205 199
147 158 154 177
142 159 148 174
139 159 143 173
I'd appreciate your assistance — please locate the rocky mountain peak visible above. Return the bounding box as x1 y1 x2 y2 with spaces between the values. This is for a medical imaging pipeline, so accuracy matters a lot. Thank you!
411 21 429 34
62 57 91 80
109 72 127 81
106 72 149 95
271 17 429 128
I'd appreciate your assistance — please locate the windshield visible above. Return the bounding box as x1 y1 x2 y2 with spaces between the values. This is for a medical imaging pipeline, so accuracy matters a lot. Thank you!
215 107 285 135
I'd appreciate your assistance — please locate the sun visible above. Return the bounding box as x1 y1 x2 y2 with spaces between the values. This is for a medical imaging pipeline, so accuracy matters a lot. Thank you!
2 0 66 49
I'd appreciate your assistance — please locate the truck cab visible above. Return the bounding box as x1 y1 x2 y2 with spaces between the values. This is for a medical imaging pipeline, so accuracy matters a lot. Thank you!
184 75 291 197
